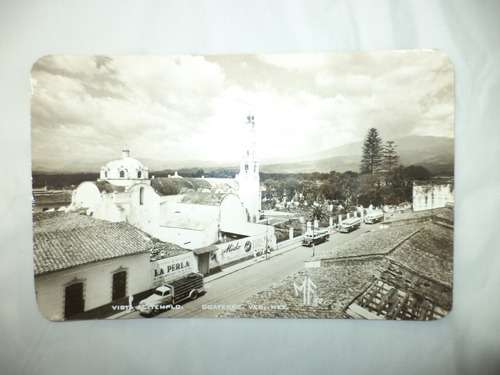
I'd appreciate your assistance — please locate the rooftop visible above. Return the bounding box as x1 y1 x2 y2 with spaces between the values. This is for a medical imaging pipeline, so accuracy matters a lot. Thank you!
181 191 228 206
33 191 72 205
151 177 238 197
413 178 454 186
33 212 153 276
219 215 453 320
161 208 218 231
94 181 126 193
102 150 148 172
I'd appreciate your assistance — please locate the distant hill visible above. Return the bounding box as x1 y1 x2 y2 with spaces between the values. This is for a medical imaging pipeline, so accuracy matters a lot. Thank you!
32 135 453 176
260 135 454 175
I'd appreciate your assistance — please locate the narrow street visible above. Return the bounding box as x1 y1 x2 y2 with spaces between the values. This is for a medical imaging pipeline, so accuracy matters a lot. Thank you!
120 224 369 319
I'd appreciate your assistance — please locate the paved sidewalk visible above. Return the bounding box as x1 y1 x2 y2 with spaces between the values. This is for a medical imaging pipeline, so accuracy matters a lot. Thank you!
106 232 334 319
204 240 300 284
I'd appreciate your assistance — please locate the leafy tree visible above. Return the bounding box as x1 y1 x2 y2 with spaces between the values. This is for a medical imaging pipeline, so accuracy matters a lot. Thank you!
360 128 383 174
321 171 343 201
263 179 282 199
32 173 99 189
282 177 299 200
383 165 431 203
319 181 339 201
356 173 383 207
339 171 358 202
403 165 431 181
297 180 318 203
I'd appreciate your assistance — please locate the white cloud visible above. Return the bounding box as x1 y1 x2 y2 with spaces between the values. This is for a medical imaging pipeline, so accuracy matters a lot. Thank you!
31 51 454 172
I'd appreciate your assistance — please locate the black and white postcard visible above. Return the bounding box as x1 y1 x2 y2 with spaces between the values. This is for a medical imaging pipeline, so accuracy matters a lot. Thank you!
31 50 454 321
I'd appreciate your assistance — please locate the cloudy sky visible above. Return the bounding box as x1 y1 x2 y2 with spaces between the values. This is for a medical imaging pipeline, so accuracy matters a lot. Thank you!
31 50 454 171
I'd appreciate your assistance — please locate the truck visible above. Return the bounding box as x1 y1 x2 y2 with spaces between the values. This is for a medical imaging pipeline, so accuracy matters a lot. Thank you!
137 272 204 316
364 211 384 224
338 217 361 233
302 228 329 247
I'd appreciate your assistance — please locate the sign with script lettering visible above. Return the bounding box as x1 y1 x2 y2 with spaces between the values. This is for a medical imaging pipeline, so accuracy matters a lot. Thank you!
216 239 253 265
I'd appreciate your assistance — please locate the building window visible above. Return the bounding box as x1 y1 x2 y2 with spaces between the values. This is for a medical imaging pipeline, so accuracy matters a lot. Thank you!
64 281 85 319
112 270 127 301
104 171 108 178
119 170 125 178
139 187 144 205
137 171 142 178
245 163 249 173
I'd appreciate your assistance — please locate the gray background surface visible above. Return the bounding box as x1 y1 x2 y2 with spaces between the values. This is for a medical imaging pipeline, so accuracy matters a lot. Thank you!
1 1 499 374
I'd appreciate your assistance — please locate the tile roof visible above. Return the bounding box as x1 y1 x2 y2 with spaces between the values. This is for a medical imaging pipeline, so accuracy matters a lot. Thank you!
33 191 72 205
161 212 217 231
94 181 126 193
388 223 453 286
320 222 426 259
151 178 210 196
33 212 152 276
151 177 239 196
150 241 191 258
180 191 226 206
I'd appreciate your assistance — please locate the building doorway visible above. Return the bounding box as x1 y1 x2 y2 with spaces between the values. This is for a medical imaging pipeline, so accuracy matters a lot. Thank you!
198 253 210 275
112 271 127 300
64 282 84 319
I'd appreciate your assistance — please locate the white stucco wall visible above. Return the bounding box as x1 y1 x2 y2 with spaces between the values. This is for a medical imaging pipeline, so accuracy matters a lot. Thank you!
413 183 454 212
126 183 160 235
72 181 102 210
93 192 128 222
220 194 247 228
156 220 218 249
35 253 150 321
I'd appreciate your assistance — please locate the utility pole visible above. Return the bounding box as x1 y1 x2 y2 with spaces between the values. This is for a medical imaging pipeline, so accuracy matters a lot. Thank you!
312 224 315 258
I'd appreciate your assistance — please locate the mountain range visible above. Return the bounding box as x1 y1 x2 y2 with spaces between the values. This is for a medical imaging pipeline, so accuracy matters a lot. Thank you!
259 135 454 175
32 135 454 176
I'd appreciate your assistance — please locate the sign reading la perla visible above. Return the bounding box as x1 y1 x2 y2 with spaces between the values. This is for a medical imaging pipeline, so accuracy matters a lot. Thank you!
152 252 196 285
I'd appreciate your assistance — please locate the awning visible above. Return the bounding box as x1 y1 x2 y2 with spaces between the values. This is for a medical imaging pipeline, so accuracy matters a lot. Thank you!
192 245 218 255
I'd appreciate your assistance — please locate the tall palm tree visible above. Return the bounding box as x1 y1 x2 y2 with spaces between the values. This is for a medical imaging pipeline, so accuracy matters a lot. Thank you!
309 205 327 224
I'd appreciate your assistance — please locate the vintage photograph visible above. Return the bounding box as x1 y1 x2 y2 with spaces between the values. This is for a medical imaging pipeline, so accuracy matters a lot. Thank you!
31 51 454 321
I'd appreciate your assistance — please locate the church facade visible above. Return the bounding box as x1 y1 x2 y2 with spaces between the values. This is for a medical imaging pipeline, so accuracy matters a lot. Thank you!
68 115 273 252
34 116 276 320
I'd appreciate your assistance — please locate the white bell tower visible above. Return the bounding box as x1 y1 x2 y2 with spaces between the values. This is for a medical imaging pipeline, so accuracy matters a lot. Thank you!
236 114 261 222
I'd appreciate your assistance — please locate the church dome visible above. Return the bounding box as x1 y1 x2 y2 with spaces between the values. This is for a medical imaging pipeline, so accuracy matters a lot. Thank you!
99 149 149 186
